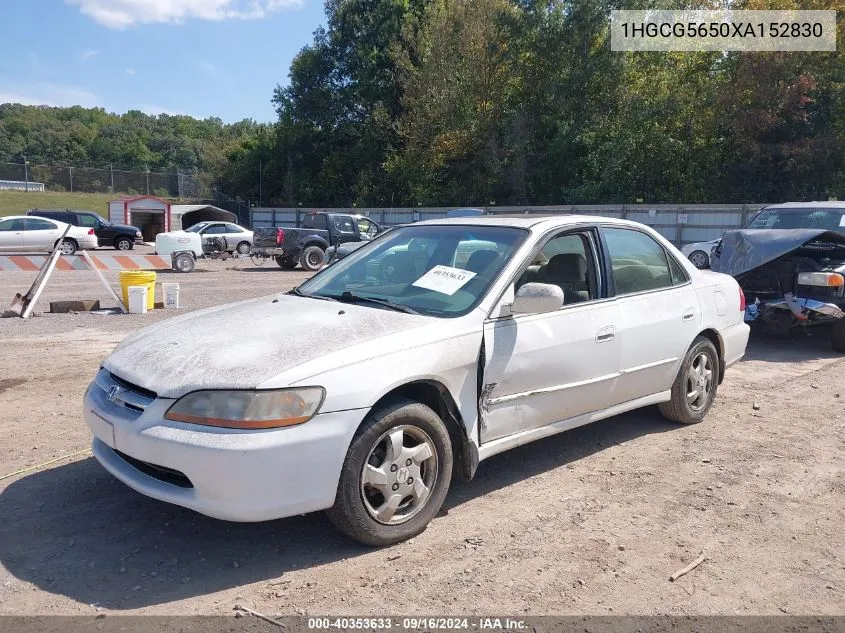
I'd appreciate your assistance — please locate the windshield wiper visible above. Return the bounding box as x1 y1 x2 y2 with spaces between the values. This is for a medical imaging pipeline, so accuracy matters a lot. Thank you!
288 287 338 302
336 291 420 315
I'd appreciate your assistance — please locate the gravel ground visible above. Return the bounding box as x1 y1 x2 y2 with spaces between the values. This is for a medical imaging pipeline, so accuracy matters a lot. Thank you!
0 257 843 616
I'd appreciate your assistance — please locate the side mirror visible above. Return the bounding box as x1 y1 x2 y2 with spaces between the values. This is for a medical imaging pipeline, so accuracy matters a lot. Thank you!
510 283 563 315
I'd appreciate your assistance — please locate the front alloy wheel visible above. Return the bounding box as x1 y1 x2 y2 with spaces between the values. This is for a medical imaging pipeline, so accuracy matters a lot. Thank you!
688 250 709 269
361 425 438 525
327 399 453 546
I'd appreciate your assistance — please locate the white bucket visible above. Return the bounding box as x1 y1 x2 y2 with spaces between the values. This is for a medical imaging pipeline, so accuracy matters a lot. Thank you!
127 285 148 314
162 282 181 309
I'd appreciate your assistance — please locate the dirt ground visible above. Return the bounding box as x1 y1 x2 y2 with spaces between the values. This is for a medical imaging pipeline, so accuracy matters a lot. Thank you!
0 255 843 617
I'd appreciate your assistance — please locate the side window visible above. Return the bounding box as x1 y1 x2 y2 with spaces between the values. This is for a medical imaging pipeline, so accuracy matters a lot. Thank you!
667 252 690 286
604 228 673 295
336 217 356 233
76 214 100 228
225 224 241 233
205 224 226 234
516 232 597 304
0 219 12 231
24 218 55 231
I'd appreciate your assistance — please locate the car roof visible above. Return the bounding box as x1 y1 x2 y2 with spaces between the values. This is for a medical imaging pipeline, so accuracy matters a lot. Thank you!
414 214 643 230
763 202 845 210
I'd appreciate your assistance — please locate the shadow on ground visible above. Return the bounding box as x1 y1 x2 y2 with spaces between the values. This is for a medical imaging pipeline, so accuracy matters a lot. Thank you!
0 409 674 610
742 324 841 364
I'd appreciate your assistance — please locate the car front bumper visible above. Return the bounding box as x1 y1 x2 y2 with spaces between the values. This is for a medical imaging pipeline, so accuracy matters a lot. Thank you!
84 369 366 522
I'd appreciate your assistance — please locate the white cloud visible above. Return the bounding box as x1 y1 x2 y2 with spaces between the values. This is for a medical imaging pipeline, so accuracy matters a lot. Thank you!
66 0 303 29
0 84 100 108
80 49 99 61
125 67 136 75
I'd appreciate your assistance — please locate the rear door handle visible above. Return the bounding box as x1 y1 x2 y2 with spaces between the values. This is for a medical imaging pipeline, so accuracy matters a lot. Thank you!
596 326 615 343
682 308 696 321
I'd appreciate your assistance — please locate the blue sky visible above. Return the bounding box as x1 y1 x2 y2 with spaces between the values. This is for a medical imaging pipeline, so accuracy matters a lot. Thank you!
0 0 326 122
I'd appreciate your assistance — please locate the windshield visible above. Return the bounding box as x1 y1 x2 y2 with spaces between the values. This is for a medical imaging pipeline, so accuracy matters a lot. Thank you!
746 208 845 231
296 224 528 317
185 222 210 233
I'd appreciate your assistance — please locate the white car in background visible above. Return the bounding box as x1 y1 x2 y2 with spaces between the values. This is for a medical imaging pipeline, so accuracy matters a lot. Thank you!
84 215 748 546
681 239 720 269
0 215 98 254
184 221 253 254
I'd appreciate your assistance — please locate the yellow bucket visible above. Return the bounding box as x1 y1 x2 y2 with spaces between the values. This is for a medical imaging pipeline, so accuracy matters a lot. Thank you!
119 271 157 310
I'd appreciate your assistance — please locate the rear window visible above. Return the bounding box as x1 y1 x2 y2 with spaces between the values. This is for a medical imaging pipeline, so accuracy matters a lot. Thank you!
302 214 328 230
747 208 845 231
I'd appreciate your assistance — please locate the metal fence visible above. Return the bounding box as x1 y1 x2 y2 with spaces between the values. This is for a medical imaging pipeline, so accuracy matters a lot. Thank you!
0 162 206 199
250 203 772 245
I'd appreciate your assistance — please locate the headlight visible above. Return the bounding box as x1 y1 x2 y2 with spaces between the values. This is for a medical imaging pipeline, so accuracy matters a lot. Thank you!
164 388 325 429
135 231 142 237
797 272 844 288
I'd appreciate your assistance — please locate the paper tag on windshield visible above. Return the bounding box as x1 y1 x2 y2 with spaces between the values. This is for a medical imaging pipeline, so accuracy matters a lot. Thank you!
412 265 476 295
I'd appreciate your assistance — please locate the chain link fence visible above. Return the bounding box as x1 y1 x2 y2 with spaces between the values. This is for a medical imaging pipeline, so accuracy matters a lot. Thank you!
0 162 207 199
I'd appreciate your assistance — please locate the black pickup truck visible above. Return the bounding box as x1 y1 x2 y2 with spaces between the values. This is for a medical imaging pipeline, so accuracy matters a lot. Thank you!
252 212 381 271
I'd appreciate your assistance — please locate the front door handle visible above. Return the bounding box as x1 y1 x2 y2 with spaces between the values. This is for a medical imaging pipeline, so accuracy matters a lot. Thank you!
596 326 615 343
682 308 696 322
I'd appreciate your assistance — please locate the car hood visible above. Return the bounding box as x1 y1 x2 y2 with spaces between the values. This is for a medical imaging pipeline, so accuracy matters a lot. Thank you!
102 294 433 398
710 228 845 277
111 223 142 233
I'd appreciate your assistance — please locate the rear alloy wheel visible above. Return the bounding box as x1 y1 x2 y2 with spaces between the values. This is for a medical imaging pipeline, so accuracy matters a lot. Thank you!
299 245 325 272
832 319 845 353
659 336 720 424
236 241 251 255
326 399 453 546
58 239 77 255
688 250 709 269
115 237 134 251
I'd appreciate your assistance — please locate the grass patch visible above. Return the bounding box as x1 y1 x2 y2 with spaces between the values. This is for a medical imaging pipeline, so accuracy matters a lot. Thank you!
0 191 199 218
0 191 116 217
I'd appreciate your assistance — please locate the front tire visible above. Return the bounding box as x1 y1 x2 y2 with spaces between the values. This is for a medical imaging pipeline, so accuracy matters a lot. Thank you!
115 237 134 251
659 336 720 424
326 399 453 546
688 250 709 269
832 319 845 353
299 245 325 271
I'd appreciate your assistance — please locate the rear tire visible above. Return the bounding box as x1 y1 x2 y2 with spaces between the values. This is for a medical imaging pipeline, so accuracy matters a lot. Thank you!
174 253 195 273
115 237 134 251
275 256 297 270
832 319 845 353
236 241 251 255
326 399 453 547
300 245 325 271
659 336 720 424
58 239 77 255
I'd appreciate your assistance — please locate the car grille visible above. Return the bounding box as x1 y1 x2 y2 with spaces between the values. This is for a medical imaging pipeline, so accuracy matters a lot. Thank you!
92 369 156 418
114 450 193 489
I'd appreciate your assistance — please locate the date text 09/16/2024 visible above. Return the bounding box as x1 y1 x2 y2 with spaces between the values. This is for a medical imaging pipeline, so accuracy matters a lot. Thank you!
307 618 528 630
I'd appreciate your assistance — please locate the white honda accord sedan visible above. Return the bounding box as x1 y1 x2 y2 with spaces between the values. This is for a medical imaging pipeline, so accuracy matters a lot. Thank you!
84 215 749 545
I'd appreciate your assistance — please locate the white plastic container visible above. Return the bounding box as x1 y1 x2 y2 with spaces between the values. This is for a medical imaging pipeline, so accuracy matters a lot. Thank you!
162 282 181 309
127 285 149 314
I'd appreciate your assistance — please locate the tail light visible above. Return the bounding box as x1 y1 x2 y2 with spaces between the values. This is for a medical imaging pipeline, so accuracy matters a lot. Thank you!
87 229 95 235
738 286 746 313
276 228 285 246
